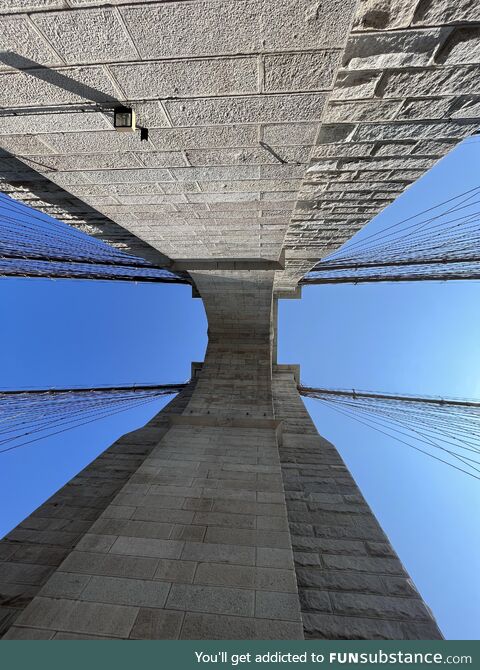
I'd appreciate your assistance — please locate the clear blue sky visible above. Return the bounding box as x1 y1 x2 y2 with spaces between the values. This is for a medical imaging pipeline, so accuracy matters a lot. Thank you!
0 137 479 640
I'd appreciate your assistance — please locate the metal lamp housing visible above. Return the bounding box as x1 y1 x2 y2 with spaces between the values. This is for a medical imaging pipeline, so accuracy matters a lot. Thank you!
114 107 136 132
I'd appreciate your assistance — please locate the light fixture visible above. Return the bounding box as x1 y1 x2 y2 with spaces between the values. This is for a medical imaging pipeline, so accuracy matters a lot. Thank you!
113 106 136 132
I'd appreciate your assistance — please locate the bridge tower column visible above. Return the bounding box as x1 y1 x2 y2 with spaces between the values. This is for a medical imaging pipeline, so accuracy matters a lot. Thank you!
0 273 441 639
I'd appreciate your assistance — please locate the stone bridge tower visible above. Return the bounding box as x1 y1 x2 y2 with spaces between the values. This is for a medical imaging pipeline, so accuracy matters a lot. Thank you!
0 0 476 639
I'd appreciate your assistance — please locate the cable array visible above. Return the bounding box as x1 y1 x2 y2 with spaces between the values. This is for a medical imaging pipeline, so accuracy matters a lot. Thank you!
0 193 186 283
303 186 480 284
0 384 187 455
300 386 480 481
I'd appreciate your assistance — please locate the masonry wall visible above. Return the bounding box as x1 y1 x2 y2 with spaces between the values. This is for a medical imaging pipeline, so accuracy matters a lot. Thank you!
272 366 442 639
1 272 303 640
0 274 442 639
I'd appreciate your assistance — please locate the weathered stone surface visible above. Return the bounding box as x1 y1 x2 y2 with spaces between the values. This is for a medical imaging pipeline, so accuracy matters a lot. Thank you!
35 130 156 155
413 0 480 27
121 0 355 60
0 66 120 107
380 66 479 99
14 597 138 638
353 121 477 142
264 51 341 92
332 71 381 100
130 608 184 640
110 58 259 99
0 1 64 13
0 14 60 69
352 0 418 31
165 93 327 126
303 612 405 640
0 112 111 135
167 583 255 617
32 8 137 64
344 29 448 70
80 576 171 608
262 123 318 146
326 100 401 122
331 592 431 621
437 28 480 66
396 97 452 120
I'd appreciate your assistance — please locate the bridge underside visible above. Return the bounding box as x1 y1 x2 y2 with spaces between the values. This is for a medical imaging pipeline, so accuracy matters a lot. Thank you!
0 0 476 639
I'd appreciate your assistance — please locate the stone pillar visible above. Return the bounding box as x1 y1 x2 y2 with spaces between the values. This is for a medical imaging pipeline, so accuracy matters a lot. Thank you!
0 275 442 639
1 272 303 640
272 365 443 640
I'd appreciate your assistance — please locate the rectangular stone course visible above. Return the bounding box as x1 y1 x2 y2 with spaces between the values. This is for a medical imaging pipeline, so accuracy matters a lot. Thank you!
166 583 255 617
14 597 139 638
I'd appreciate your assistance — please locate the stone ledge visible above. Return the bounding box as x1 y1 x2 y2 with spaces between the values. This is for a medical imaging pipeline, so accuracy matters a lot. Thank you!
171 257 284 271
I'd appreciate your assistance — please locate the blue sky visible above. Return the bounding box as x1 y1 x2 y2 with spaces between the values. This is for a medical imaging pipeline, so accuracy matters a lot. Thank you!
0 136 479 640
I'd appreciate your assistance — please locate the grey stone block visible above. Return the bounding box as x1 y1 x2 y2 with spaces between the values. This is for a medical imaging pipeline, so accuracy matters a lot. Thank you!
293 552 321 566
52 631 111 639
166 583 255 617
180 612 255 640
85 169 174 184
0 15 60 69
32 8 137 64
254 619 304 640
204 527 291 549
193 511 256 529
194 562 255 589
165 93 326 127
110 536 184 559
255 567 297 593
322 554 406 575
40 572 91 599
0 112 111 135
183 498 214 512
130 608 184 640
181 542 256 566
75 534 116 553
257 515 289 531
255 590 301 621
256 547 294 569
0 562 53 586
413 0 480 26
261 123 317 146
15 597 138 638
91 518 174 540
110 57 258 99
344 28 447 70
132 508 195 525
299 589 332 613
296 567 385 595
2 626 55 639
380 66 479 99
264 51 341 92
303 612 404 640
331 592 431 621
0 66 120 108
154 559 197 584
80 575 171 608
60 551 158 580
148 126 259 151
121 0 354 60
170 525 206 542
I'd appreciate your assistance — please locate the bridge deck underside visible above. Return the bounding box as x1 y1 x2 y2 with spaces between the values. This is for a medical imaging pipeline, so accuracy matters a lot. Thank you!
0 1 478 292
